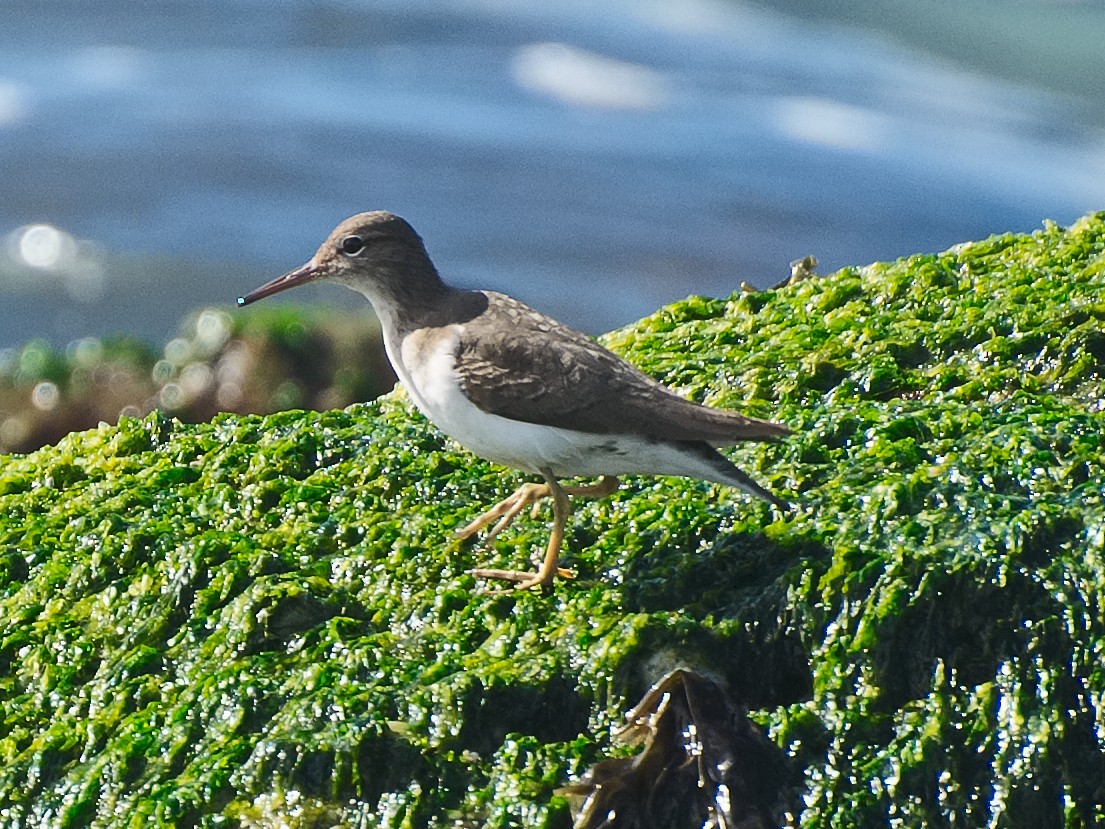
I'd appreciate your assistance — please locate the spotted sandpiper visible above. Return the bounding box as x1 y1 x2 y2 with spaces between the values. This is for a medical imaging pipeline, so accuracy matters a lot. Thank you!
238 212 790 590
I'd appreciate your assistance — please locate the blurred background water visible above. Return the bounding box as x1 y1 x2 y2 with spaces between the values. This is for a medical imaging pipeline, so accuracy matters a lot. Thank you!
2 0 1104 348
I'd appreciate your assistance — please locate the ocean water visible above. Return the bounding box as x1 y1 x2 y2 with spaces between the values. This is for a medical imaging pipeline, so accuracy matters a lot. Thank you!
1 0 1103 347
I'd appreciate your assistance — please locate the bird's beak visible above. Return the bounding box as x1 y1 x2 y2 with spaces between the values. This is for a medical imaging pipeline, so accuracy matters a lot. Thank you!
237 260 322 307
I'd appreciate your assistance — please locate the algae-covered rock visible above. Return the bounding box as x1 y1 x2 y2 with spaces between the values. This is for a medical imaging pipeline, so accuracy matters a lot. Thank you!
0 305 393 454
1 214 1104 827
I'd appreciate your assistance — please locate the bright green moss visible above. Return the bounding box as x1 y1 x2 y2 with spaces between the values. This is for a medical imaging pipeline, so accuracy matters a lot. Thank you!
2 214 1104 827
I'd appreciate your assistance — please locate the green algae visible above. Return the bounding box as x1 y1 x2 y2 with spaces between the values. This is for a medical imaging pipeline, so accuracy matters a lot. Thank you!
1 214 1104 827
0 305 393 455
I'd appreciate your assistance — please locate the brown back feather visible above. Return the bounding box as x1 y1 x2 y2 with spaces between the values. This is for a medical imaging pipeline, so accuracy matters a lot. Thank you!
455 292 789 445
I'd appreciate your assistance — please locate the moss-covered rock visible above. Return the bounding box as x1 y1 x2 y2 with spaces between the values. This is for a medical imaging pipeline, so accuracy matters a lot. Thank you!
0 306 393 455
1 214 1103 827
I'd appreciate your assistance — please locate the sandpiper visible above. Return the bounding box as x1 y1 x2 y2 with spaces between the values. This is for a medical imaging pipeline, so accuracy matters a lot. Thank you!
238 212 790 590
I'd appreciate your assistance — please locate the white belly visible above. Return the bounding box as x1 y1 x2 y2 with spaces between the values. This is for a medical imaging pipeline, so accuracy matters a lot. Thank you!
385 324 734 483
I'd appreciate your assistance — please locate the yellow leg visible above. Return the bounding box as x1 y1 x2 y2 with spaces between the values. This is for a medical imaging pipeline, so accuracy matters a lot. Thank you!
564 475 620 500
456 475 619 542
455 481 551 543
465 473 620 590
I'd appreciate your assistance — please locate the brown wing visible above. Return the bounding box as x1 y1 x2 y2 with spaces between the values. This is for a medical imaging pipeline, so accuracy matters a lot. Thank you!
454 292 789 444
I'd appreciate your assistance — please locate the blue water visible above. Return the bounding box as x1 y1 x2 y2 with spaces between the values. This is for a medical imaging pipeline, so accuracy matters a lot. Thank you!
1 0 1102 347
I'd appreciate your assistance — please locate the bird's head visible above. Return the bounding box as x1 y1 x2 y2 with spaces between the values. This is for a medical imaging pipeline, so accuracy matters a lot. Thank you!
237 211 439 307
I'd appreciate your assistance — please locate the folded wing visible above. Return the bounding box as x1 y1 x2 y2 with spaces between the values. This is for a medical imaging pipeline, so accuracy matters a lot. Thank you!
455 293 789 445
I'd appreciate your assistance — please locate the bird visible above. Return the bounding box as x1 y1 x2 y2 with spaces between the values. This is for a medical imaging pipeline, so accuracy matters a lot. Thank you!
238 212 790 590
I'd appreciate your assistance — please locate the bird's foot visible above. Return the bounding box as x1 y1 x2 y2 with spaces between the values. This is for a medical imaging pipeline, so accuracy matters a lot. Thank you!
468 564 575 592
461 475 617 591
460 481 565 590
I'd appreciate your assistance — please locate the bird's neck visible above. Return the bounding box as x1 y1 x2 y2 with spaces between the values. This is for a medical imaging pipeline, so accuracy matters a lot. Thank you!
359 265 488 344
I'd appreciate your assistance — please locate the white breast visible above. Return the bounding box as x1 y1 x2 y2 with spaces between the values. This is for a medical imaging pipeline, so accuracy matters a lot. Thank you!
385 324 739 483
389 324 573 474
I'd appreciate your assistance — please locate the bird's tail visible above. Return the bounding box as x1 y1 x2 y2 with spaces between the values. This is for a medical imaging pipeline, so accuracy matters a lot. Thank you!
700 409 791 444
687 441 789 509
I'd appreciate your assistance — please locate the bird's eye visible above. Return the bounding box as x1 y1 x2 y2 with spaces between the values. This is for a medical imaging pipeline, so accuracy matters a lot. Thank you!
341 235 365 256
